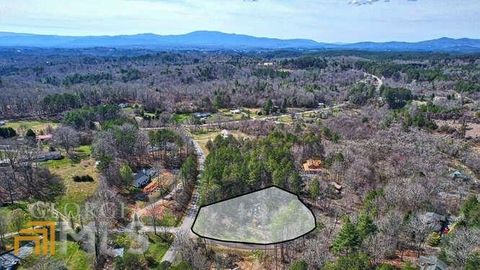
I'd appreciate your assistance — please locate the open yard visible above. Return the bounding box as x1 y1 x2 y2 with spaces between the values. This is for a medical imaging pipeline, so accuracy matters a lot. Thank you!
5 120 58 134
191 129 252 155
53 241 93 270
41 145 98 215
172 113 192 124
191 130 221 154
215 109 251 121
20 241 92 270
277 114 293 124
144 233 173 264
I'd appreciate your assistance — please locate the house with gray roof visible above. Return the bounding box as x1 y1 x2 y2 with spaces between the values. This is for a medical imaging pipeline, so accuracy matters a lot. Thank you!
0 242 34 270
133 168 158 188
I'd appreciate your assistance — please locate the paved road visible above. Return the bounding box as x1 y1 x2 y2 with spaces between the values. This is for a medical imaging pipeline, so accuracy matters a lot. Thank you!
160 131 204 263
128 127 205 263
364 72 383 92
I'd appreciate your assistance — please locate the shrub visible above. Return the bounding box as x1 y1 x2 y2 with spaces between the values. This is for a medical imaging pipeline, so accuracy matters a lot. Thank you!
25 129 36 138
323 252 371 270
155 261 171 270
72 175 94 182
0 127 17 138
401 262 418 270
289 260 308 270
466 252 480 270
382 87 412 109
376 264 396 270
115 253 147 270
170 261 192 270
461 196 480 228
427 232 441 246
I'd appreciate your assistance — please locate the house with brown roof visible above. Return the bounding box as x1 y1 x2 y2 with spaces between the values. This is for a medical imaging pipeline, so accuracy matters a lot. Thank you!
303 159 322 172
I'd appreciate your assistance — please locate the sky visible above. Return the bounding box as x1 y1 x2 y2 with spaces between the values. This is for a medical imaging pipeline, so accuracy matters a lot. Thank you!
0 0 478 43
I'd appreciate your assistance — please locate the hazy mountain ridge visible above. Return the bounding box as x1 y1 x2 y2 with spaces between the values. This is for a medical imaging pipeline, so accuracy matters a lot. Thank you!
1 31 479 52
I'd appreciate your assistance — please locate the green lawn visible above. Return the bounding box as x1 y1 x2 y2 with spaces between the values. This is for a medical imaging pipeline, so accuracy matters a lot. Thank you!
216 109 251 121
141 210 180 227
144 233 173 263
172 113 192 124
122 107 135 117
159 210 180 227
5 120 58 134
144 112 156 117
191 131 220 155
191 129 252 155
19 241 92 270
53 241 93 270
0 203 31 235
277 114 293 124
41 146 98 216
114 233 172 266
76 145 92 156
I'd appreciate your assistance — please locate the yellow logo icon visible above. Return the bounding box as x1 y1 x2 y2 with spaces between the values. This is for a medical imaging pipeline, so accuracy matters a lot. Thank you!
14 221 56 256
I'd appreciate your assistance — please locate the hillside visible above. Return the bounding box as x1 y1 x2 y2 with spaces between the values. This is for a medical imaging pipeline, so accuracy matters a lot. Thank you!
1 31 480 52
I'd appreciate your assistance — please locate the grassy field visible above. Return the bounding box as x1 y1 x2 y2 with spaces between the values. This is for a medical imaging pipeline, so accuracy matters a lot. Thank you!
41 145 98 216
5 120 58 134
172 113 192 124
141 208 180 227
277 114 293 124
191 129 252 155
191 131 221 155
144 233 173 264
54 241 93 270
122 107 136 117
20 241 92 270
205 108 254 123
244 108 262 119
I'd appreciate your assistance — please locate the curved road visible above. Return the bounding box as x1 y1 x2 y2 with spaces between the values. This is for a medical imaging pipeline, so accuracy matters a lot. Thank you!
160 130 204 263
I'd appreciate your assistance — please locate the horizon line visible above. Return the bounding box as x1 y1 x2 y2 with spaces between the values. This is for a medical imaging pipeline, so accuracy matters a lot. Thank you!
0 30 478 45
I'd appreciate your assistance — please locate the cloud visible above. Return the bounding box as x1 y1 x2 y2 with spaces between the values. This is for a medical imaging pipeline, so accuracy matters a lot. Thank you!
349 0 417 6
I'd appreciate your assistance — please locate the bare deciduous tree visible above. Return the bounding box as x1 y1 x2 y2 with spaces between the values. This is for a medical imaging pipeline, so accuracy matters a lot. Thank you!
0 214 9 252
297 233 332 269
175 230 210 269
53 126 80 156
444 227 480 268
10 208 27 232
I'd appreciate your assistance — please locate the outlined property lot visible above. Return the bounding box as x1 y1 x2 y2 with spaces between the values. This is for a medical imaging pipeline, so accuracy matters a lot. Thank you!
192 186 316 245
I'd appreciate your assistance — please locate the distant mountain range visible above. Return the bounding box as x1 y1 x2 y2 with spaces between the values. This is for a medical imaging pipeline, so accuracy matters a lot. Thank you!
1 31 479 52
